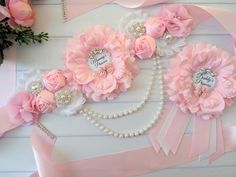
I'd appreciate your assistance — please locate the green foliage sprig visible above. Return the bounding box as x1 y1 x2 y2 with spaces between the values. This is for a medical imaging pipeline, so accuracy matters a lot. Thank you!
0 21 49 65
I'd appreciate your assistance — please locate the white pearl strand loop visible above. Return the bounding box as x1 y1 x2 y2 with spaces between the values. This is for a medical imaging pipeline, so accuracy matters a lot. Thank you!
80 56 162 119
79 55 164 138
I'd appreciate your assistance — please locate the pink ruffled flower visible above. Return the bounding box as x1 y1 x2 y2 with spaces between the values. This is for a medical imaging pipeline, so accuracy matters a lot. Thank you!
35 90 56 113
160 4 193 37
43 70 67 93
135 35 156 59
6 0 35 27
166 43 236 120
7 91 40 124
144 17 166 39
63 26 139 101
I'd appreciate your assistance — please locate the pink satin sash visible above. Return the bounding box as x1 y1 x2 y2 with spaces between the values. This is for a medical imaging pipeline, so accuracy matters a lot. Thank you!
30 125 236 177
63 0 167 21
0 47 16 106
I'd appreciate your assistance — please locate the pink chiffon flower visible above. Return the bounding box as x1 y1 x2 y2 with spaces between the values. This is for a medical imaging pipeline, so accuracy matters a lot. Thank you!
7 91 40 124
63 26 139 101
35 90 56 113
160 4 193 37
165 43 236 120
144 17 166 39
43 70 67 93
135 35 156 59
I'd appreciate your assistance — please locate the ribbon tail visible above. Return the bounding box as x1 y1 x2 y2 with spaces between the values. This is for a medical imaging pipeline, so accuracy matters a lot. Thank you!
157 104 178 155
148 103 175 153
31 126 59 177
199 119 217 160
190 117 212 158
209 118 224 163
163 108 190 154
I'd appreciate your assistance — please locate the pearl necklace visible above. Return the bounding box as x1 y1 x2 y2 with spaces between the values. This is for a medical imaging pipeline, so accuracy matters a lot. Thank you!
79 56 164 138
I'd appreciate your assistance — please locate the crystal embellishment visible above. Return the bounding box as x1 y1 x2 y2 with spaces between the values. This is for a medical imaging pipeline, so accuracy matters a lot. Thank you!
55 89 73 106
27 81 43 94
193 68 216 89
88 48 112 71
128 22 146 38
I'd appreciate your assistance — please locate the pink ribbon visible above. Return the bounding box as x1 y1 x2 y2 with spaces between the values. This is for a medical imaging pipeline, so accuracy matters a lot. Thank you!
63 0 167 21
30 125 236 177
0 47 16 106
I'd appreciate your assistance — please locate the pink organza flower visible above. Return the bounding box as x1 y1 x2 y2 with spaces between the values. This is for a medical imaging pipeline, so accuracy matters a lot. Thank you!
144 17 166 39
63 26 139 101
6 0 35 27
7 91 40 124
35 90 56 113
165 43 236 120
135 35 156 59
43 70 67 93
160 4 193 37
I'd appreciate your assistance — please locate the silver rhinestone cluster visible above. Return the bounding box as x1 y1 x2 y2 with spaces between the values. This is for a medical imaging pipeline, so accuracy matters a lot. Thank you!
128 22 146 38
55 89 73 106
89 48 105 59
27 81 43 94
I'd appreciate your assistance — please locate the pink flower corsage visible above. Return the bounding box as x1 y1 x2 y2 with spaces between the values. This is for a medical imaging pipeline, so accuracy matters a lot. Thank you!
160 4 193 37
63 26 139 101
165 43 236 120
7 91 39 124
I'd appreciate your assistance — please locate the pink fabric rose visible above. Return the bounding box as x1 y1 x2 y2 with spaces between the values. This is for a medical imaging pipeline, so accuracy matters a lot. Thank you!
36 90 56 113
43 70 67 92
160 5 193 37
144 17 166 39
198 91 225 120
7 0 35 27
135 35 156 59
7 91 39 124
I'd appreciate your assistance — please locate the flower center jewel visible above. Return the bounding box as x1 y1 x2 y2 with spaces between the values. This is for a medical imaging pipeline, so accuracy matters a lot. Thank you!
27 81 43 94
128 21 146 38
192 68 216 89
55 89 73 106
88 48 112 71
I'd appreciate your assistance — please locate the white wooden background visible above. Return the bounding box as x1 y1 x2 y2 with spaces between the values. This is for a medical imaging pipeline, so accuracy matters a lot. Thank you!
1 0 236 177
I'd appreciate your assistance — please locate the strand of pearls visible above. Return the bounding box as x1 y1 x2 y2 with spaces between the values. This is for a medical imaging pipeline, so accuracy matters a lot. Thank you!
80 56 162 120
79 56 164 138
